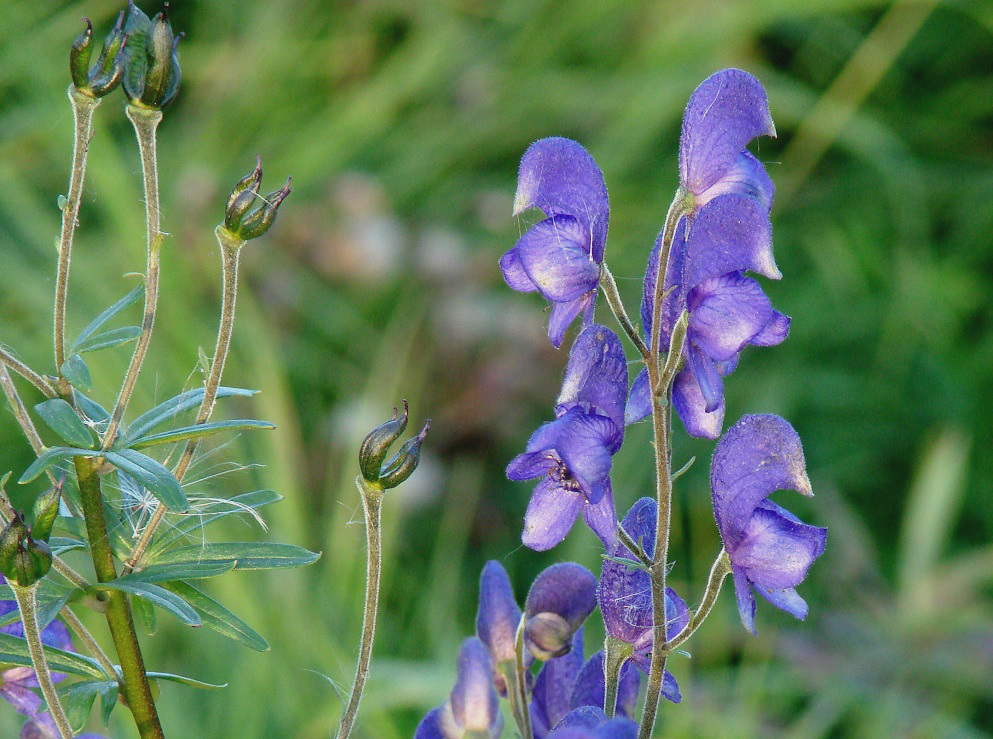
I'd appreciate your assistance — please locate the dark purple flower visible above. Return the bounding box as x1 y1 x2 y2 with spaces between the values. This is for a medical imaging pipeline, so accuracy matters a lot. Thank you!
524 563 597 660
568 650 640 720
548 706 638 738
530 629 585 738
508 325 627 550
475 560 526 695
597 498 689 703
711 415 827 634
415 637 503 739
501 138 609 347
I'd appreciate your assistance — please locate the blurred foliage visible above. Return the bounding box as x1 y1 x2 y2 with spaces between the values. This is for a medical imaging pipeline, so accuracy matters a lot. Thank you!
1 0 992 736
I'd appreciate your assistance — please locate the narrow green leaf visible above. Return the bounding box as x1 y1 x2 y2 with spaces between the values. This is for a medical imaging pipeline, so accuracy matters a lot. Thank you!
34 398 93 448
150 541 321 570
104 449 188 512
76 393 110 425
97 580 201 626
162 581 269 652
127 419 275 450
60 680 101 732
150 489 282 555
74 325 142 354
49 536 87 555
132 594 157 636
147 671 227 690
124 560 236 584
19 447 94 484
60 353 92 392
72 283 144 351
0 632 106 679
99 682 119 725
123 386 257 444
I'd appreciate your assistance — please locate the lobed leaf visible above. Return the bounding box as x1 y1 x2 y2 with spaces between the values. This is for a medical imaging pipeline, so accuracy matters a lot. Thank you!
124 560 237 584
60 353 92 392
103 449 189 512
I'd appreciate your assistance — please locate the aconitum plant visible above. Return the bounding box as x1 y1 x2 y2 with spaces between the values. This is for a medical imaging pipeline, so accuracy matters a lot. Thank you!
421 68 826 738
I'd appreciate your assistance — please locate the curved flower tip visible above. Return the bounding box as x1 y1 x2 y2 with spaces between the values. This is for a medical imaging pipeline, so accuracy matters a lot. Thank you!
679 69 776 204
476 560 521 666
711 415 826 633
416 638 503 738
556 324 628 434
525 563 597 659
568 651 640 719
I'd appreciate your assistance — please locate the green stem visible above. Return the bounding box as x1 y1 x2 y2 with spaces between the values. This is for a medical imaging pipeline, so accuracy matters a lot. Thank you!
638 190 689 739
54 87 100 391
0 346 57 398
11 584 75 739
337 476 384 739
62 606 123 686
102 106 164 450
599 264 649 359
603 636 632 719
123 229 243 575
513 615 534 739
74 456 163 739
663 549 730 653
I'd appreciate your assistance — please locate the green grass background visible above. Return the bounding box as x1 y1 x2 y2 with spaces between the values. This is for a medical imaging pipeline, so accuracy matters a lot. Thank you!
2 0 992 736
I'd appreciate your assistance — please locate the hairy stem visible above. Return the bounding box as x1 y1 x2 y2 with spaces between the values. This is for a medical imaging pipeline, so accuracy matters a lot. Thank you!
337 476 384 739
54 88 100 389
123 230 243 574
0 365 49 460
102 106 164 449
599 264 649 359
74 457 163 739
639 190 688 739
0 346 57 398
603 636 631 719
61 606 123 687
513 615 534 739
11 585 75 739
663 549 731 653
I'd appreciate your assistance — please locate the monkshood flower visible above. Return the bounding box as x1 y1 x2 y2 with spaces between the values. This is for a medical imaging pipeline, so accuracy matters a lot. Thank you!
415 638 503 739
476 560 522 691
530 629 584 737
507 325 627 550
523 563 597 660
598 498 689 703
712 415 827 634
567 651 640 720
501 137 609 347
547 706 638 739
626 69 785 439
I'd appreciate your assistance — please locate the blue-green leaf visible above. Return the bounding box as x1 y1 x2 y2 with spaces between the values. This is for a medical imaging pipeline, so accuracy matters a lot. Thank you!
34 398 93 448
150 541 321 570
72 283 144 352
147 671 227 690
125 560 236 583
162 582 269 652
97 580 201 626
19 447 94 484
60 353 92 392
74 325 142 354
150 489 282 555
76 393 110 426
126 419 275 450
0 632 106 679
123 386 257 444
103 449 188 512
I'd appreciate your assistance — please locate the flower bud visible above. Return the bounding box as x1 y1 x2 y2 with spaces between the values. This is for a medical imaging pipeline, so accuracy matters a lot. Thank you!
70 11 127 98
359 401 409 483
31 478 63 544
123 3 182 109
0 514 53 588
378 420 430 490
522 562 597 661
523 612 572 660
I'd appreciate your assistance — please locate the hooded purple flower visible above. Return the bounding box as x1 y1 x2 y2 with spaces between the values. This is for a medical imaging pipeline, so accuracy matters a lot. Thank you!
501 137 609 347
523 563 597 660
548 706 638 739
508 325 627 550
567 650 640 721
475 560 524 694
597 498 689 703
530 629 585 738
626 69 785 439
415 638 503 739
712 415 827 634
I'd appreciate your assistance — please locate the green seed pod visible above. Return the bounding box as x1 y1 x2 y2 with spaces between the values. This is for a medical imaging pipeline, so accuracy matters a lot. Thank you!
31 479 63 543
0 515 52 587
226 155 263 214
69 19 95 91
378 420 430 490
237 179 292 241
358 402 409 483
123 4 182 109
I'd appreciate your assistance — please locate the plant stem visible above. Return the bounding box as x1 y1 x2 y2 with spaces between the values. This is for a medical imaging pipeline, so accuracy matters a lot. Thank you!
0 365 49 460
123 229 243 574
337 476 384 739
102 106 164 449
61 606 123 687
663 549 730 653
617 524 653 569
11 584 75 739
638 190 689 739
74 456 163 739
54 87 100 391
603 636 631 719
599 264 649 359
0 346 57 398
513 615 534 739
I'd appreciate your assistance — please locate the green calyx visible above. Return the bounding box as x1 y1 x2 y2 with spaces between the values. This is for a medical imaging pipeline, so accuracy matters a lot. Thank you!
0 513 53 587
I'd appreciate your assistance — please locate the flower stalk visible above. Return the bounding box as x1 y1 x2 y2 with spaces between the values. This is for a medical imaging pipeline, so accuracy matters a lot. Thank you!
513 615 534 739
0 346 57 399
10 584 75 739
603 636 631 719
337 476 384 739
663 549 731 653
599 264 649 360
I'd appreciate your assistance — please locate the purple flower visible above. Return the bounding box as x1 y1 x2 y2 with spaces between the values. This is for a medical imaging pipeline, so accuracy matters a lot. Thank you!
547 706 638 738
415 638 503 739
626 69 785 439
530 629 585 738
524 563 597 660
711 415 827 634
597 498 689 703
501 138 609 347
508 325 627 551
567 651 640 720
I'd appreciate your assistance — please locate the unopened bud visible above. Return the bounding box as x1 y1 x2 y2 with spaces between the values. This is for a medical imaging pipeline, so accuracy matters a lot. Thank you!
359 401 409 483
378 420 430 490
524 612 572 660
